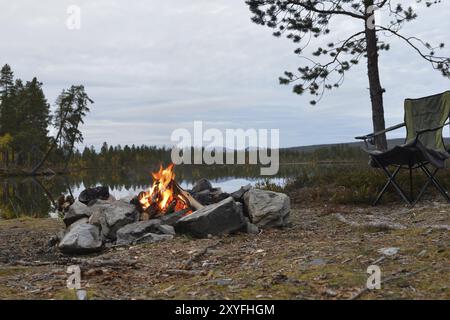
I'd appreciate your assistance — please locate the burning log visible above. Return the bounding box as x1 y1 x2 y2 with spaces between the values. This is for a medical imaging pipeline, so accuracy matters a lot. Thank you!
135 164 204 219
173 181 204 211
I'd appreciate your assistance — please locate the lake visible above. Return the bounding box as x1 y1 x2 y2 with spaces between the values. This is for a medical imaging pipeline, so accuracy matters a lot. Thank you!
0 163 358 219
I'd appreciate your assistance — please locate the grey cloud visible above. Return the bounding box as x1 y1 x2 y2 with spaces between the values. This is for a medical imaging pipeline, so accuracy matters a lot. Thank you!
0 0 449 149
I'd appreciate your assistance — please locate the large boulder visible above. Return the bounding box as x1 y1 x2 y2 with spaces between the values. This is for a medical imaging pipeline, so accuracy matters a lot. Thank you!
63 201 91 226
58 224 103 254
243 189 290 228
116 219 175 245
78 186 109 205
88 200 139 240
174 197 246 238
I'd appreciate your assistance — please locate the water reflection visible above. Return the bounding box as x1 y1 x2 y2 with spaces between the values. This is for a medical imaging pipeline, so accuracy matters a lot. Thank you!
0 164 355 219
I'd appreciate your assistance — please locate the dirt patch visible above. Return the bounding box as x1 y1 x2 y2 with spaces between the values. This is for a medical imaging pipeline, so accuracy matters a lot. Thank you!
0 201 448 299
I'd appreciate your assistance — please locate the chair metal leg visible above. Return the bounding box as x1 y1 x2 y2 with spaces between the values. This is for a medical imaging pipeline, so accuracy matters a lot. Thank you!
413 168 433 206
372 160 411 206
415 165 450 204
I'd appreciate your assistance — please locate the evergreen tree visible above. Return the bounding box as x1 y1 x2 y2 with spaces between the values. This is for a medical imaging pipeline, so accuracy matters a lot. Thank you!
246 0 450 150
0 64 15 137
14 77 51 163
32 85 93 173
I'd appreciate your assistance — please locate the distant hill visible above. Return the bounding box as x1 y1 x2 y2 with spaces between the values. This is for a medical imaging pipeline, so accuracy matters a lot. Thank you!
285 138 450 153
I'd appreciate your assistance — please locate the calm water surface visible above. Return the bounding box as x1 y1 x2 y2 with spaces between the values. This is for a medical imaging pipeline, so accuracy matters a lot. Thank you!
0 163 359 219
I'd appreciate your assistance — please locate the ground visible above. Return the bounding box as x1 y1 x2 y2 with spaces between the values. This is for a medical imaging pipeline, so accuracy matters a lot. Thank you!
0 198 448 300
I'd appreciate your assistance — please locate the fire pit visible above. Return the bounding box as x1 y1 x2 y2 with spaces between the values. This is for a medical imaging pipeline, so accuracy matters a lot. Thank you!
55 164 291 255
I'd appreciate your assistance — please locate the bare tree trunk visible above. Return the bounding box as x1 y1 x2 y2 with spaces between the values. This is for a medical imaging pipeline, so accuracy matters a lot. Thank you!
365 1 387 151
31 108 70 175
62 142 74 173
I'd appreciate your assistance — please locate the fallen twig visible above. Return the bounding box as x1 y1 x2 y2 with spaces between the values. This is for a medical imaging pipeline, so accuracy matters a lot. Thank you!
423 224 450 231
166 269 204 276
182 240 222 269
10 258 139 268
334 213 406 231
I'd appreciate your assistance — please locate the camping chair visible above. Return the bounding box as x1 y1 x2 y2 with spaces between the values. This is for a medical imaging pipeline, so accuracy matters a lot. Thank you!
355 91 450 206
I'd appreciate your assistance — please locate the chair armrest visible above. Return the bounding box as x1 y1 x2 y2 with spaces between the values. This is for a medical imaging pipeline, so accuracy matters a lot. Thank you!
355 122 405 141
416 121 450 136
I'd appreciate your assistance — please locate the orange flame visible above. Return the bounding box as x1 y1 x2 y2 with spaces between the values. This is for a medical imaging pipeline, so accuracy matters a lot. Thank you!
138 164 189 214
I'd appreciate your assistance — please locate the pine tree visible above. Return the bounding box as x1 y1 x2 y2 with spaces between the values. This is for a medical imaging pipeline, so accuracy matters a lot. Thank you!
246 0 450 150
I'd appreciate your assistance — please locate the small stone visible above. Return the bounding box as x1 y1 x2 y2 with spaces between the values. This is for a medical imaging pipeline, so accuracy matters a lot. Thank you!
324 289 337 297
213 278 233 286
76 290 88 300
245 222 260 234
378 247 400 256
310 258 327 266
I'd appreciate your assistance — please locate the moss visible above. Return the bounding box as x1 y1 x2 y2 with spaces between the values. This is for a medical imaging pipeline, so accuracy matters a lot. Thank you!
0 267 27 277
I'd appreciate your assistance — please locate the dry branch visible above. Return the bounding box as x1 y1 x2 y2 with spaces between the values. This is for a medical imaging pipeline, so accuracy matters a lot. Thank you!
174 181 204 211
334 213 406 231
182 240 222 269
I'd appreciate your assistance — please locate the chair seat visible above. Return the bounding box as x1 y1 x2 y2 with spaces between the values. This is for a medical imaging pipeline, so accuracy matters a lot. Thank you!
366 141 449 169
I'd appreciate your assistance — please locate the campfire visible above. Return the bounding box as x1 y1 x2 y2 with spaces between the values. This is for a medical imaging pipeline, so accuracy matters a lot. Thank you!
136 164 203 220
57 162 291 254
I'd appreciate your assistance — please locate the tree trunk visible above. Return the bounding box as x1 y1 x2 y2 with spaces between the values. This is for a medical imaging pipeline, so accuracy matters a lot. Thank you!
365 1 387 150
31 107 70 175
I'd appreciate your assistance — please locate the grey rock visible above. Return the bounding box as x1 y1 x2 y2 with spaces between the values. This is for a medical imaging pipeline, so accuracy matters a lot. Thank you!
191 178 213 193
67 217 89 232
87 195 116 206
245 221 260 234
78 186 109 205
174 197 246 238
119 195 134 203
192 187 230 205
134 233 173 244
159 209 189 225
58 224 103 254
157 224 175 235
88 200 139 240
230 184 252 202
63 201 91 227
240 217 259 234
116 220 175 245
243 189 290 228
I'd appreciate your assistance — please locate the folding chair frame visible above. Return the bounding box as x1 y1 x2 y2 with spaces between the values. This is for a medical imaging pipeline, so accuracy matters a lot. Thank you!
372 157 450 206
356 116 450 207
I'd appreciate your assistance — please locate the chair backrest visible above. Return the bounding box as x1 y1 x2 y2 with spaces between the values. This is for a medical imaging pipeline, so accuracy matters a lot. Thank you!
404 91 450 151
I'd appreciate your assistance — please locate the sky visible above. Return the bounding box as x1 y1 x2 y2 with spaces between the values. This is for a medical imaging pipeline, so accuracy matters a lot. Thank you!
1 0 450 149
